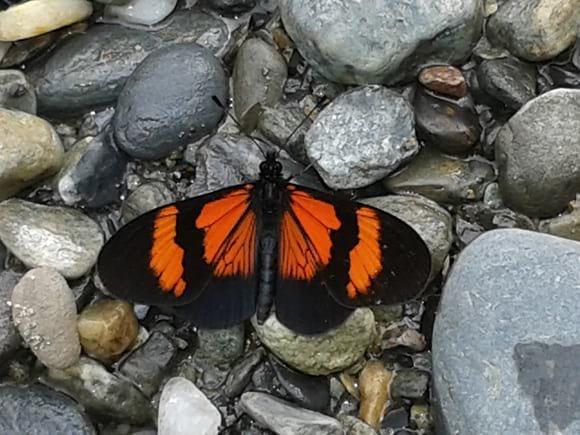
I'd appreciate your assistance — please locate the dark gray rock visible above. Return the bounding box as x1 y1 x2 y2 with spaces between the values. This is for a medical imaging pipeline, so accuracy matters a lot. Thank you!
35 25 161 115
113 43 228 160
195 325 245 366
240 392 344 434
539 198 580 242
233 37 287 131
0 384 96 435
384 149 496 205
224 349 265 398
487 0 578 61
208 0 256 13
280 0 483 85
495 89 580 217
0 271 22 368
390 369 429 399
305 86 419 189
477 56 537 110
118 331 177 397
433 229 580 435
55 130 128 208
121 181 175 224
0 69 36 113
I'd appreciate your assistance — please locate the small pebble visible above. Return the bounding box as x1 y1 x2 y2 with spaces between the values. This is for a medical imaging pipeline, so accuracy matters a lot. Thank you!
104 0 177 26
539 198 580 241
410 403 432 431
121 181 175 224
0 69 36 113
418 65 467 98
391 369 429 399
358 360 393 429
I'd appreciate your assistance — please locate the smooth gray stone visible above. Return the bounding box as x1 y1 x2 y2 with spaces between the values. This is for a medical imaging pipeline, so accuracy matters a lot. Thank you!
433 229 580 435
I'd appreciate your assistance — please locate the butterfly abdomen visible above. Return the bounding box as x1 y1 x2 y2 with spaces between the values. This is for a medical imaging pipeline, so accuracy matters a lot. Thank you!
256 221 278 324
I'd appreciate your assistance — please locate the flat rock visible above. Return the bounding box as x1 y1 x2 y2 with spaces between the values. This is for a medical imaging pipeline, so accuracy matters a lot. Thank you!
0 199 104 279
0 384 95 434
113 43 228 160
495 89 580 217
11 268 81 369
280 0 482 85
433 229 580 434
305 86 418 189
0 108 64 200
252 308 375 375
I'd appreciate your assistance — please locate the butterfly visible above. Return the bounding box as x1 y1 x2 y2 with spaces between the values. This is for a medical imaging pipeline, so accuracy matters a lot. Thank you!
97 148 431 335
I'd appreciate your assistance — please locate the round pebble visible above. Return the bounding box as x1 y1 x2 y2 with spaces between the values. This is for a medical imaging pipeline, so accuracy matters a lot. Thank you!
418 65 467 98
104 0 177 27
11 267 81 370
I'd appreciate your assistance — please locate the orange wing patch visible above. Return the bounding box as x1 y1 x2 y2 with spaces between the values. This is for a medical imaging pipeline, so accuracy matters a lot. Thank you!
195 185 256 278
150 205 187 297
346 207 383 299
279 186 341 280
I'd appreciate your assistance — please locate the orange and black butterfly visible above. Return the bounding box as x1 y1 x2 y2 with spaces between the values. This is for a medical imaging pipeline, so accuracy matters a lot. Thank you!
97 150 431 335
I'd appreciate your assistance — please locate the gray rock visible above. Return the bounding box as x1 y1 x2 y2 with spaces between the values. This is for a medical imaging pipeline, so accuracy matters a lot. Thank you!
103 0 177 26
240 391 344 434
224 349 265 398
539 198 580 242
195 325 245 366
252 309 375 375
0 200 104 279
118 331 177 397
121 181 175 224
0 384 96 435
384 148 496 205
433 229 580 435
55 130 128 208
35 25 161 114
495 89 580 217
45 356 152 425
208 0 256 13
280 0 482 85
113 43 228 160
477 56 537 110
233 37 287 131
0 271 22 367
11 268 81 369
305 86 419 189
487 0 578 61
0 108 64 200
338 416 377 435
0 69 36 113
360 194 453 279
391 369 429 399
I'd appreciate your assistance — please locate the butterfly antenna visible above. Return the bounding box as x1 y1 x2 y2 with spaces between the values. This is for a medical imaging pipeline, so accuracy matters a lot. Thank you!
211 95 267 158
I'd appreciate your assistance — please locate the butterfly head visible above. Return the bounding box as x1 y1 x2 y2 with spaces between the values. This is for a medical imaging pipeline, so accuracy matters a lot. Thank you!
259 152 283 182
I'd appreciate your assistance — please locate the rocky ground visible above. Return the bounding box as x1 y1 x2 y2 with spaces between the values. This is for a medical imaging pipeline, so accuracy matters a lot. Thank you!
0 0 579 434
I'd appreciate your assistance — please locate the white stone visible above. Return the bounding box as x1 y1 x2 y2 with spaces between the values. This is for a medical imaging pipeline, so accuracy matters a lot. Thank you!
0 0 93 42
158 377 221 435
104 0 178 26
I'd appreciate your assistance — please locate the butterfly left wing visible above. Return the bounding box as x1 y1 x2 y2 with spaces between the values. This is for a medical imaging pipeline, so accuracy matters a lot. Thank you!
274 184 431 334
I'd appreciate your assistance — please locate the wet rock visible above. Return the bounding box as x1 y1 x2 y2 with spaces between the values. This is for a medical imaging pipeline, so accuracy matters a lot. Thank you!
224 348 265 398
208 0 256 13
358 361 393 429
495 89 580 217
121 181 175 224
410 404 432 431
240 391 343 434
280 0 482 85
195 325 245 366
0 200 104 279
158 377 221 435
433 229 580 435
391 369 429 399
0 31 56 68
55 130 128 208
35 25 160 114
113 43 228 160
104 0 177 26
77 299 139 363
0 108 64 200
305 86 418 189
45 356 152 425
12 268 81 369
0 0 92 42
233 37 287 131
270 356 330 412
539 198 580 242
477 56 537 110
413 87 480 154
0 384 96 435
384 149 496 205
0 271 22 366
252 308 375 375
418 65 467 99
339 416 378 435
361 194 452 279
0 69 36 113
487 0 578 61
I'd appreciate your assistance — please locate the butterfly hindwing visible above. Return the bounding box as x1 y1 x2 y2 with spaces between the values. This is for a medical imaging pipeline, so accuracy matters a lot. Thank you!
97 184 258 327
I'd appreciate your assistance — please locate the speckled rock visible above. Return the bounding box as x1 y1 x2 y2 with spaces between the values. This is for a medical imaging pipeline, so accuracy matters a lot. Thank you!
0 108 64 200
11 268 81 369
495 89 580 217
121 181 175 224
0 200 104 279
305 86 418 189
252 308 375 375
195 325 245 366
